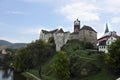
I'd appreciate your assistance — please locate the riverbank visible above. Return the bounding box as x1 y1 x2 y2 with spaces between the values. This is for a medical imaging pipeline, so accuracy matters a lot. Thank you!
22 71 41 80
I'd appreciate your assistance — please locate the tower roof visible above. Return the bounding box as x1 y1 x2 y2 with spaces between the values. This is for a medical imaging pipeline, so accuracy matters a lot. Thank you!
74 19 80 25
105 23 109 33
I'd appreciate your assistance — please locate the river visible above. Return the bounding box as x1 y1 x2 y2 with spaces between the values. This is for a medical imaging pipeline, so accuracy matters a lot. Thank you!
0 68 26 80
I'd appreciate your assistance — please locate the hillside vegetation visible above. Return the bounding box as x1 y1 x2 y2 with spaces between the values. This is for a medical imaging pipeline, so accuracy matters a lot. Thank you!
36 39 117 80
13 39 119 80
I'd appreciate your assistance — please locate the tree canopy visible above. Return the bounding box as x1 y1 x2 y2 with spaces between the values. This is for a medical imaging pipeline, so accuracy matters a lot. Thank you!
13 39 56 77
106 39 120 75
52 51 70 80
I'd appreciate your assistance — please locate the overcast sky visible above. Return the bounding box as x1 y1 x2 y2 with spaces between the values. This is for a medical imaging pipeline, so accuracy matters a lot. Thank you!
0 0 120 43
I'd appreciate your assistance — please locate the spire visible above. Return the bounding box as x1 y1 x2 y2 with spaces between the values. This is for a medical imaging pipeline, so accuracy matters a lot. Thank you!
105 23 109 33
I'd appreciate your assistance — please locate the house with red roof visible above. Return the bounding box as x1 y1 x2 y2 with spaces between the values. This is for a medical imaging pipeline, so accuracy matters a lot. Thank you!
97 24 120 53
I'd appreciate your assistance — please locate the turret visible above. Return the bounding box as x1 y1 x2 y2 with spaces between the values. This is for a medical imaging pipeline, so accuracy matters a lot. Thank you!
74 19 80 33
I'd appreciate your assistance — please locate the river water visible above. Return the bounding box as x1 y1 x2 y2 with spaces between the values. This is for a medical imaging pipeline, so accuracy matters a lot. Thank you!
0 68 26 80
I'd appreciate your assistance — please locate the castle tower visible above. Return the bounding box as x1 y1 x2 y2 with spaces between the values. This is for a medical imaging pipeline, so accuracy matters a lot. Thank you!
105 23 109 33
74 19 80 33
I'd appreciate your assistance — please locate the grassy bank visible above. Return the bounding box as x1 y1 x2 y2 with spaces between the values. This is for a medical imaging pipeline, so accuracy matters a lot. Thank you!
22 71 40 80
82 69 117 80
27 69 56 80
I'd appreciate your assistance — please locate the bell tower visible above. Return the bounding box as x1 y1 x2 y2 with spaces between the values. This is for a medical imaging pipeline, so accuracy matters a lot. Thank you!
74 19 80 33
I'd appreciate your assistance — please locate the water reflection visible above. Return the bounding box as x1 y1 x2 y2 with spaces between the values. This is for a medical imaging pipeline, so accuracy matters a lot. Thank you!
0 68 26 80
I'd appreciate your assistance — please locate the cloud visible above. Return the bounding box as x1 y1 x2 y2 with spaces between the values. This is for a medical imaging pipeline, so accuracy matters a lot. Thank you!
99 0 120 14
21 28 41 34
20 0 53 3
20 25 55 35
111 17 120 24
6 11 26 15
106 0 120 7
59 2 99 22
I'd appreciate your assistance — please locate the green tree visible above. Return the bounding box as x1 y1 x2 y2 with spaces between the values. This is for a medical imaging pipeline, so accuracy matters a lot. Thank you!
52 51 70 80
13 47 33 72
31 40 50 78
13 39 56 77
106 39 120 75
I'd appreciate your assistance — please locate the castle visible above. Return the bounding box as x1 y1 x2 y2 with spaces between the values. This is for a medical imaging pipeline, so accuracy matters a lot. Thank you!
40 19 97 51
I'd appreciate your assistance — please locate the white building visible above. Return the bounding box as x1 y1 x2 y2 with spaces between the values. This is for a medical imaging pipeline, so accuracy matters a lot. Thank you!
98 36 118 53
98 24 120 53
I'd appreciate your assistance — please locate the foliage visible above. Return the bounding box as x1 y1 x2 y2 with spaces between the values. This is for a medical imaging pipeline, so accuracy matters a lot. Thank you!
69 53 82 78
13 47 33 72
106 39 120 75
69 53 101 79
0 48 16 67
24 39 114 80
52 51 70 80
13 39 56 77
6 48 17 55
31 40 52 77
62 39 82 55
61 40 105 79
83 68 116 80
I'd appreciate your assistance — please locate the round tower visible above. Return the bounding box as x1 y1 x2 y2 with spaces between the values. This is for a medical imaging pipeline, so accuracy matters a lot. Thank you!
74 19 80 33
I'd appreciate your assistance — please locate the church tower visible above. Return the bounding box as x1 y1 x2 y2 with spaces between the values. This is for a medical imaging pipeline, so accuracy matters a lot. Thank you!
74 19 80 33
104 23 109 33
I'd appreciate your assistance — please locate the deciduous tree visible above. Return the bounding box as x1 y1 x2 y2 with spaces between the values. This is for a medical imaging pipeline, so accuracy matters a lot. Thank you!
106 39 120 75
52 51 70 80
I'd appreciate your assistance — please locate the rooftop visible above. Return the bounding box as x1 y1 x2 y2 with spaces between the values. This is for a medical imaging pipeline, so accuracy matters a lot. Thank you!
42 29 58 34
57 28 64 33
80 25 97 33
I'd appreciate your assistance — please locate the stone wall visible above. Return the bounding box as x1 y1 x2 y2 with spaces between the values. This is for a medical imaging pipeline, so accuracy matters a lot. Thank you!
79 30 97 46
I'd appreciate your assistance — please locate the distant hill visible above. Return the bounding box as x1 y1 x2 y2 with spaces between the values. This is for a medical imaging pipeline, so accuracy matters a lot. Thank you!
0 40 27 49
0 40 12 46
9 43 27 49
